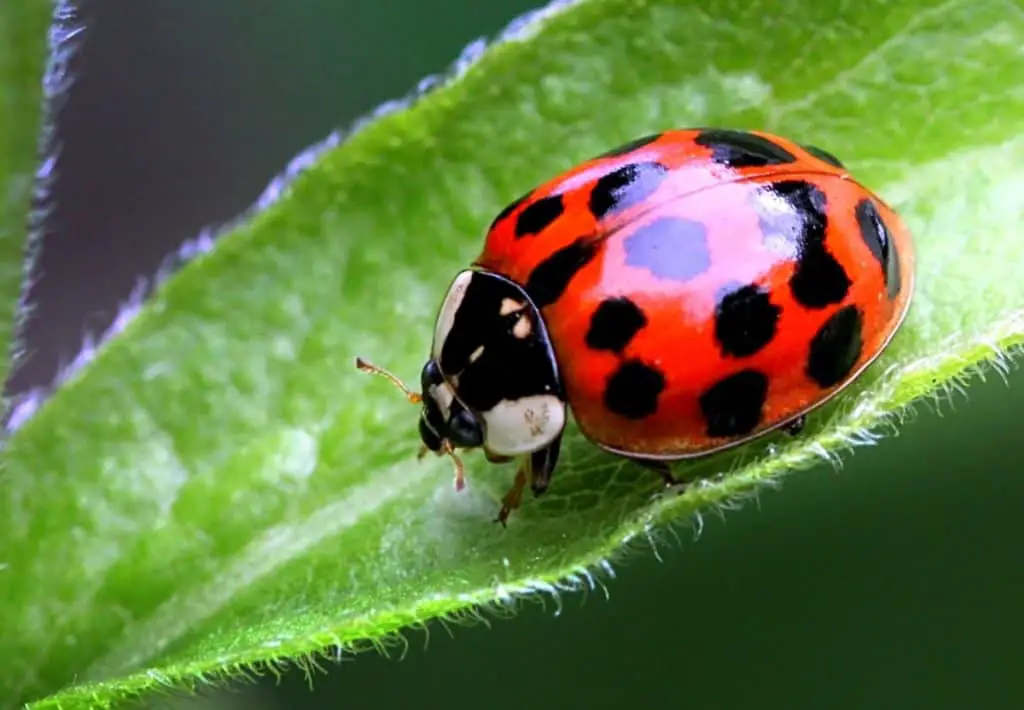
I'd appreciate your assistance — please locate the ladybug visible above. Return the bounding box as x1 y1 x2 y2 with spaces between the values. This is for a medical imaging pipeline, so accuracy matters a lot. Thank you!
357 128 914 524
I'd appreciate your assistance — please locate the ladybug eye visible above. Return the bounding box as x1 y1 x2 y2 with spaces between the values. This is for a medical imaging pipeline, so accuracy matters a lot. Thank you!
448 409 484 449
420 359 443 393
418 416 442 452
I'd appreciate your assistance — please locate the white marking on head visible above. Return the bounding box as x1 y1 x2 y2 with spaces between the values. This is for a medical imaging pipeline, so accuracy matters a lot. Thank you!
482 394 566 456
425 380 456 424
512 314 532 340
469 345 485 363
500 297 525 316
432 270 474 360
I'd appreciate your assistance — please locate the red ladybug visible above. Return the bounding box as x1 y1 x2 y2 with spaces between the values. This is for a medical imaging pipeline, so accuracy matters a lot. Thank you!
358 128 915 524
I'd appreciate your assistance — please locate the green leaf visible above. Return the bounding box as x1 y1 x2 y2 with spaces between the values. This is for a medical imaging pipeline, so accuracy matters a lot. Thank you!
0 0 55 400
4 0 1023 707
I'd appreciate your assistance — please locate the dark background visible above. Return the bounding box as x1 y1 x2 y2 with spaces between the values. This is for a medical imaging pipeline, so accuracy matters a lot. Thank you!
17 2 1023 709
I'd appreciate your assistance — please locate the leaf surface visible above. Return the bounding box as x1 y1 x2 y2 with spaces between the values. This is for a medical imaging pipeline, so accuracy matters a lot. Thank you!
3 0 1023 707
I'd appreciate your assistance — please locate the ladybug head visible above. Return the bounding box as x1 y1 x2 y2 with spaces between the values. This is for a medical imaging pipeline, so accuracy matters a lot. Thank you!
356 269 567 491
417 358 484 454
355 355 473 490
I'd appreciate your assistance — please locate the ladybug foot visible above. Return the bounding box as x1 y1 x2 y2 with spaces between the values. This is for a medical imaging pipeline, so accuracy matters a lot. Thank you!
494 466 529 527
628 457 682 486
494 493 521 527
494 503 515 528
629 456 693 497
661 479 691 497
782 415 806 436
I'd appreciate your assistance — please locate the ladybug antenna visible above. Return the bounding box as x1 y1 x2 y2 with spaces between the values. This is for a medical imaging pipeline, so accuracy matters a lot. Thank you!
357 357 465 491
355 357 422 404
440 439 466 492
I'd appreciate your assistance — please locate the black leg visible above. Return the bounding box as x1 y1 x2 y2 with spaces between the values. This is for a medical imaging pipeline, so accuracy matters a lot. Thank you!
528 434 562 497
782 415 806 436
628 456 683 487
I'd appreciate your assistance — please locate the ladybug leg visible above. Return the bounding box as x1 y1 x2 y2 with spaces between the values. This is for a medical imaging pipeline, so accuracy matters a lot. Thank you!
527 434 561 497
485 450 514 465
782 415 806 437
495 435 562 526
495 464 529 527
628 457 684 488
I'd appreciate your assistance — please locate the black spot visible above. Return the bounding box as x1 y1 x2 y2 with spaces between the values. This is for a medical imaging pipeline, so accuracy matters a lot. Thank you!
488 190 531 231
623 217 711 283
698 369 769 438
588 161 668 220
596 133 662 159
604 360 665 420
438 271 563 414
791 250 852 308
755 180 851 308
854 197 902 300
514 194 564 238
694 129 797 168
801 143 845 169
585 297 648 353
807 305 863 388
524 238 600 308
714 283 781 357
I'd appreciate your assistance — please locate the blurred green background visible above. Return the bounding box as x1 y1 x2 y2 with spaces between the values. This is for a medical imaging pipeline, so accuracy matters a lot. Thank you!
23 1 1023 708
